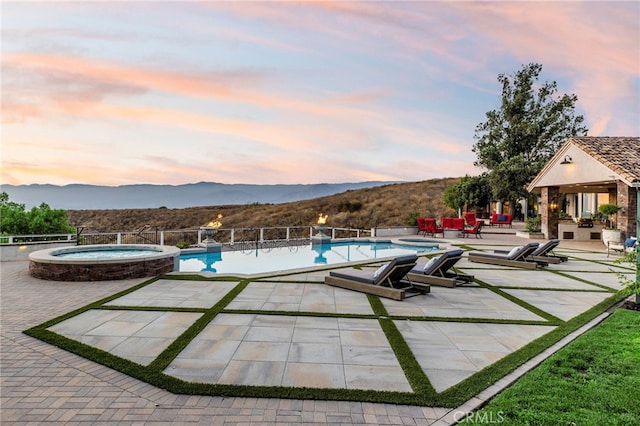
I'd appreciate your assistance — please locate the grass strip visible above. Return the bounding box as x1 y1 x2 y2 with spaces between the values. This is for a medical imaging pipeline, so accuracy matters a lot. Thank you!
378 317 435 396
551 270 625 291
474 278 563 324
147 279 251 371
22 273 628 407
461 309 640 425
433 291 626 407
24 277 160 330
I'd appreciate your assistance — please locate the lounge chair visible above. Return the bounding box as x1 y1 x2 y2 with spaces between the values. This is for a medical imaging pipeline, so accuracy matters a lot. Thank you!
530 239 567 263
407 249 474 287
468 242 546 269
494 239 567 263
324 255 430 300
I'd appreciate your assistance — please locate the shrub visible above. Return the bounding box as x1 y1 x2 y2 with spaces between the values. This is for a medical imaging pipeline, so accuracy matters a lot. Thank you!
406 212 420 226
176 241 192 249
525 215 541 233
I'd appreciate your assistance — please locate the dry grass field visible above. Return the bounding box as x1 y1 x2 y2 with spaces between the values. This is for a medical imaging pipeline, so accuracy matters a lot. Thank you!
68 178 460 232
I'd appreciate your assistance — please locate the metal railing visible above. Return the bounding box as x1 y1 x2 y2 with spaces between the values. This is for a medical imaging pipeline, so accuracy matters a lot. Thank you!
1 226 371 248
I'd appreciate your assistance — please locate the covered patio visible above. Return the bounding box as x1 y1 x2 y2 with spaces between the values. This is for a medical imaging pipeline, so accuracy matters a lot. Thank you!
527 137 640 241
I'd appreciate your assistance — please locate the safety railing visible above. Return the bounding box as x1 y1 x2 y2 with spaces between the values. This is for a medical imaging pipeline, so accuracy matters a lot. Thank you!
1 226 371 247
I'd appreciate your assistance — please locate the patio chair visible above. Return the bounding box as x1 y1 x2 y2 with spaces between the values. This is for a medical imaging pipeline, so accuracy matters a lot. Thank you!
463 212 477 227
494 239 566 263
417 218 429 236
324 255 430 300
468 242 546 269
462 220 483 238
407 249 474 287
422 218 443 237
607 236 638 257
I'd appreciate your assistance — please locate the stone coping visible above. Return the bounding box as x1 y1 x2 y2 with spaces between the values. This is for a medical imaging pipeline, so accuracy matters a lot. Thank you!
28 244 180 265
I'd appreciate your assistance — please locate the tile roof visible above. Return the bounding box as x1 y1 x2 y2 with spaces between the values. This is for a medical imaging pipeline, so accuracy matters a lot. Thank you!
570 136 640 184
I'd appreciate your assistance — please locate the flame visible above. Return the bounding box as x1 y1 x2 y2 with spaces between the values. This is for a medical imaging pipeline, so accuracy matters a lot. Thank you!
317 213 328 225
206 213 223 229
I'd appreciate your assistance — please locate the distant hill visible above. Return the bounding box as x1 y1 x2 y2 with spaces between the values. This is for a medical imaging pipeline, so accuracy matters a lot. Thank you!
67 178 461 232
2 181 398 210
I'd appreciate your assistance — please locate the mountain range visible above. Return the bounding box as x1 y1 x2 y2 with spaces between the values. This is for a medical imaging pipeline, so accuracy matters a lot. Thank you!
2 181 398 210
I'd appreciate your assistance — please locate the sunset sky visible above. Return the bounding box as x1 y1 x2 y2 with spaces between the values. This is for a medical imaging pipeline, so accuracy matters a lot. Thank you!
2 1 639 186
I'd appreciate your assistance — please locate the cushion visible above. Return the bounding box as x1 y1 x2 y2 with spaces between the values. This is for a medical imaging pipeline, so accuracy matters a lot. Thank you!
372 263 390 279
422 256 441 272
498 214 508 222
624 237 637 248
508 246 523 258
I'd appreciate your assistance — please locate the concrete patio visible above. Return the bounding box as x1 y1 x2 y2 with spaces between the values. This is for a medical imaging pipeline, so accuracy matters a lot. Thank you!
1 232 634 425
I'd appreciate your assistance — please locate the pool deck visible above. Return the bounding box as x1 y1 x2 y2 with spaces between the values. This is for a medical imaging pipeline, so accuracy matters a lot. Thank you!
1 228 635 425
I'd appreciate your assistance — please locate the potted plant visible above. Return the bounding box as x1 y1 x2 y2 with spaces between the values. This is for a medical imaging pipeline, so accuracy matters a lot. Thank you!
598 204 622 246
523 215 544 239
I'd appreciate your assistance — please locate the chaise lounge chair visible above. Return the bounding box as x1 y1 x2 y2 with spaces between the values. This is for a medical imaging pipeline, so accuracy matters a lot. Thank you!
407 249 474 287
468 242 546 269
324 254 430 300
494 239 567 264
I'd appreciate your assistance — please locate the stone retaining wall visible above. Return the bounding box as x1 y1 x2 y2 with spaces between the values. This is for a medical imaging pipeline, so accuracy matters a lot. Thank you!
29 256 177 281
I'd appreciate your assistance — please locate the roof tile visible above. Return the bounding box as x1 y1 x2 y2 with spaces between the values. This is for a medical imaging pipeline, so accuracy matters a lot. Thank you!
569 136 640 183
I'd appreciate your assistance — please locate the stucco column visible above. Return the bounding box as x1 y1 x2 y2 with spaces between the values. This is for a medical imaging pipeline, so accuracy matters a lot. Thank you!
541 186 560 239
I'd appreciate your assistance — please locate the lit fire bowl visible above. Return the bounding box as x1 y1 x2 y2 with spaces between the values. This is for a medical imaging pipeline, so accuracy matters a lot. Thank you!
312 225 331 244
28 244 180 281
199 227 223 253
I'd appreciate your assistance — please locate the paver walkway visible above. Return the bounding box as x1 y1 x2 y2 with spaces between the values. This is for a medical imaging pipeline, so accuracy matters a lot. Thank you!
1 235 632 425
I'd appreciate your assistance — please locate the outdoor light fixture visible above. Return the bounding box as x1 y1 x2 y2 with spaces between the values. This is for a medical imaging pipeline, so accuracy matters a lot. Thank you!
560 155 573 165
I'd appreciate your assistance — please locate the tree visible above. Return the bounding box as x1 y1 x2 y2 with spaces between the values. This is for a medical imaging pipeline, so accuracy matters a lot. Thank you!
472 63 588 214
0 192 75 235
443 174 492 212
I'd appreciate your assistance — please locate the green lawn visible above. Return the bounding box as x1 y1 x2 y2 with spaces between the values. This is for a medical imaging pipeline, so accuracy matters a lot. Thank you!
460 308 640 425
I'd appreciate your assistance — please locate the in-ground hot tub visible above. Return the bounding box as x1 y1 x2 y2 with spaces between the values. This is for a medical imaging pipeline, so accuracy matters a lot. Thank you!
29 244 180 281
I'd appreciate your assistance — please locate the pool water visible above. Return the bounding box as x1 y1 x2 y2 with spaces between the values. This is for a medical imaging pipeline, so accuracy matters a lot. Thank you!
55 249 160 259
179 241 439 274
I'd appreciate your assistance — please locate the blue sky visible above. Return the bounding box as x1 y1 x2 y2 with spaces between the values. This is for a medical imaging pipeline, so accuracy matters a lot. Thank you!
2 1 639 186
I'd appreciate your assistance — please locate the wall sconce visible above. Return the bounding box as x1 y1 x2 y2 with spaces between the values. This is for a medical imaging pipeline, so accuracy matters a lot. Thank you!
560 155 572 165
549 195 559 211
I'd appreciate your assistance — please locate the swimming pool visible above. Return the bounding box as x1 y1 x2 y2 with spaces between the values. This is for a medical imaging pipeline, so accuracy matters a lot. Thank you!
179 240 440 274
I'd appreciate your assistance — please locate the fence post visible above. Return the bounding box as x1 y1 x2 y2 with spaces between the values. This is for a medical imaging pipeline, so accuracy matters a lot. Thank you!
286 227 290 241
230 229 235 245
259 228 264 243
160 231 165 245
117 233 122 244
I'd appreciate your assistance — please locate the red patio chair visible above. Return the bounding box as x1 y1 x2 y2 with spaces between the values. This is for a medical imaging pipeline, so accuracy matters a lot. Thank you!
462 220 484 238
422 218 443 237
463 212 477 226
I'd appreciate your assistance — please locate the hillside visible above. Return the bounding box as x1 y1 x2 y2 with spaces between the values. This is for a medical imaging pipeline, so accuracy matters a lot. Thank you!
3 181 397 210
68 178 460 232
